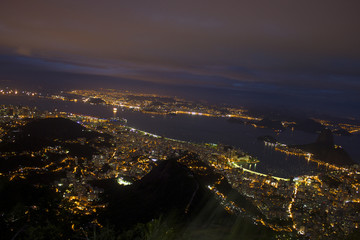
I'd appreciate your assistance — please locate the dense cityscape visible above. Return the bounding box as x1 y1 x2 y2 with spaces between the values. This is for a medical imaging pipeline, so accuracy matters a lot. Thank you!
2 1 360 239
1 1 360 239
1 97 360 239
2 87 360 135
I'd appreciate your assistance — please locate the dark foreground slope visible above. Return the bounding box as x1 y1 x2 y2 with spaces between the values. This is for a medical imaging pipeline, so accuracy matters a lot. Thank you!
95 159 276 240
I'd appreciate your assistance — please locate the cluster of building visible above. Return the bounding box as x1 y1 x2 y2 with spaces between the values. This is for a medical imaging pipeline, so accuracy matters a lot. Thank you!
67 89 259 121
314 118 360 135
2 86 360 135
213 155 360 238
289 172 360 238
1 104 360 239
0 105 254 220
263 138 349 172
0 87 39 97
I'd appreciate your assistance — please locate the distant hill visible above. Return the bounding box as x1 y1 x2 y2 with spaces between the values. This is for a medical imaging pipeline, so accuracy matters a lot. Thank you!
0 118 105 156
290 129 354 166
87 97 106 105
20 117 96 140
255 118 284 130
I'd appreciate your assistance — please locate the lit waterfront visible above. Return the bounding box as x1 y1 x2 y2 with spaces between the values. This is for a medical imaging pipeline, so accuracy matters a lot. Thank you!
1 93 360 178
1 104 360 239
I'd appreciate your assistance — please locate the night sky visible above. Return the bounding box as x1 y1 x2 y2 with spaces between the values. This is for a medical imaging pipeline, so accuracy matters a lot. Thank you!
1 0 360 117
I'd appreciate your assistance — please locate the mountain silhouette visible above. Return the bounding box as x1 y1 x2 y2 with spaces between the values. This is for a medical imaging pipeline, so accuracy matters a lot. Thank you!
291 129 354 166
20 117 95 140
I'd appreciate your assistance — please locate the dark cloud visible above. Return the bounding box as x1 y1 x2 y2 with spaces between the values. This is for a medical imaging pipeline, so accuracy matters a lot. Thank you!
0 0 360 116
2 0 360 62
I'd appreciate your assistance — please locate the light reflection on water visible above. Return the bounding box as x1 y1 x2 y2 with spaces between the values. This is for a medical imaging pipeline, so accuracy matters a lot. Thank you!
1 95 359 178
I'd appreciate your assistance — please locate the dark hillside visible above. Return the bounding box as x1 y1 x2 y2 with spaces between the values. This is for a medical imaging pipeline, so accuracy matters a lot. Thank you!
96 158 275 239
